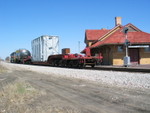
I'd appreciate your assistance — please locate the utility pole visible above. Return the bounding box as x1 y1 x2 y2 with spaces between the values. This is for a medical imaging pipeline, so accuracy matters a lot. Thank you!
78 41 80 54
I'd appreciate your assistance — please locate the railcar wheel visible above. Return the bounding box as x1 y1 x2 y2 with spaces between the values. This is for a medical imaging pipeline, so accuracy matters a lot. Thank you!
91 64 95 68
51 61 56 67
61 61 66 67
78 64 85 69
73 60 79 68
68 61 73 68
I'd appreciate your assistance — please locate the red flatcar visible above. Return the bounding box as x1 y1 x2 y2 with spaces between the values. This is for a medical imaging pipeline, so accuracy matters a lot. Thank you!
47 47 103 68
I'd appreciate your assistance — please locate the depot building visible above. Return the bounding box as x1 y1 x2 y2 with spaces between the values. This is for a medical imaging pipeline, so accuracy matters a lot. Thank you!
83 17 150 65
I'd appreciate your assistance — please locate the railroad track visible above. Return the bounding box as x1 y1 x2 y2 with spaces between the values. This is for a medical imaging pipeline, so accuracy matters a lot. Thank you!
85 66 150 73
19 63 150 73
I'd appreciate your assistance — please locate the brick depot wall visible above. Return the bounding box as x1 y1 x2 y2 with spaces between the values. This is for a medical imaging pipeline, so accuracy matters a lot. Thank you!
140 49 150 64
93 46 150 65
112 48 150 65
99 45 124 65
101 46 113 65
113 53 124 65
112 47 150 65
112 46 124 65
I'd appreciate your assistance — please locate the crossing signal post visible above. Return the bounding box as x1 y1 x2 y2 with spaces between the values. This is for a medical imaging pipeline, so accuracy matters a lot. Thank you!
123 27 130 67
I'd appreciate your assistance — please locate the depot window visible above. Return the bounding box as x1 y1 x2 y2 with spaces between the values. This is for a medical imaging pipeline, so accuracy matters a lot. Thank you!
117 46 123 52
144 45 150 52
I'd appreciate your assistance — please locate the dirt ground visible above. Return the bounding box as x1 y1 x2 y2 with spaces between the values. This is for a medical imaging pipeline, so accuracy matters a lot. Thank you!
0 65 150 113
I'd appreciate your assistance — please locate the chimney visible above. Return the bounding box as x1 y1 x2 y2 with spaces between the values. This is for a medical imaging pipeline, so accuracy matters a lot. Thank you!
115 17 122 26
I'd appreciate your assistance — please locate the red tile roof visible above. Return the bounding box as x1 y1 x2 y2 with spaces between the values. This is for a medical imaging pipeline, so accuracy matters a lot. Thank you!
85 29 110 41
85 23 150 49
90 31 150 48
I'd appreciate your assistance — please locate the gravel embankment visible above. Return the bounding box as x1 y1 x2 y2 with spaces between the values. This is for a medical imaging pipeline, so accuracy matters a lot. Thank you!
1 61 150 89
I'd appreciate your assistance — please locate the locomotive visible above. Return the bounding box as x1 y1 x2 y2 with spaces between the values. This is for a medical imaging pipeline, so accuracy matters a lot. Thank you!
10 49 32 64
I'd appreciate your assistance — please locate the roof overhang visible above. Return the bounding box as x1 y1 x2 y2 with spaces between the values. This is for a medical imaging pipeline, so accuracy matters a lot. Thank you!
128 45 149 48
90 43 124 49
90 43 150 49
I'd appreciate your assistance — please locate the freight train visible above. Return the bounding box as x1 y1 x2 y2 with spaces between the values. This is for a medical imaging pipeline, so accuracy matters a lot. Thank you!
10 49 32 64
10 47 103 68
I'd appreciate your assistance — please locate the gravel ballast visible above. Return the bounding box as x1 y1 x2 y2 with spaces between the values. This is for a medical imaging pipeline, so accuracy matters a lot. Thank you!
1 62 150 89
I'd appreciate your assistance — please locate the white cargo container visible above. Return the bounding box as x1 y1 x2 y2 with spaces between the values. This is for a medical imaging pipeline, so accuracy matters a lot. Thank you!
31 35 59 62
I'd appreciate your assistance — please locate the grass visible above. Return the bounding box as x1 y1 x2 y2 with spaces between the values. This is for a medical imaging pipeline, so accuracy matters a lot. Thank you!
0 79 42 113
0 64 6 73
0 62 81 113
0 79 81 113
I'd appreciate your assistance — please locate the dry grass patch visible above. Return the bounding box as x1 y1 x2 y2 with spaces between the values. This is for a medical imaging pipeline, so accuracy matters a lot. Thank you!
0 79 44 113
0 63 7 73
0 79 81 113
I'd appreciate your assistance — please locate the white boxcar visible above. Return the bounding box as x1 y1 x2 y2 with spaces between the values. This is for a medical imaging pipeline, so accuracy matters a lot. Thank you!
31 35 59 62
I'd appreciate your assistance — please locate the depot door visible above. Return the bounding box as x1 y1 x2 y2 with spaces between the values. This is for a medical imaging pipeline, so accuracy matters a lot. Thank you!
129 48 139 65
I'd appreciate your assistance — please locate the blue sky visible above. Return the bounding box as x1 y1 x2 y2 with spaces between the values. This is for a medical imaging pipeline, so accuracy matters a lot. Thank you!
0 0 150 59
